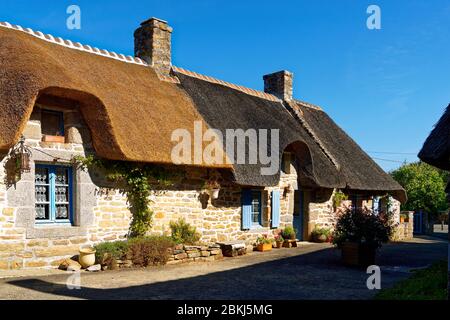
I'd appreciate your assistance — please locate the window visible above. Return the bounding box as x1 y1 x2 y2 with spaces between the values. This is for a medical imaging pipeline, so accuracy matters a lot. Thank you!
251 191 262 226
35 165 73 224
242 189 263 229
41 109 64 136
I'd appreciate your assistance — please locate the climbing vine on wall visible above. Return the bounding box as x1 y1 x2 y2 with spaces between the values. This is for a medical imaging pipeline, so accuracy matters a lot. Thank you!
72 155 184 238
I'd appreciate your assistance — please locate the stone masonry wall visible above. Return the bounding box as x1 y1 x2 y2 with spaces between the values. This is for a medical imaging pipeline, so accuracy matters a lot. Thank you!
0 104 337 270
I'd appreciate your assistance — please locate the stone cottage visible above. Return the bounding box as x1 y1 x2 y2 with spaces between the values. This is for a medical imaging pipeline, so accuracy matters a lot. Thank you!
0 18 406 270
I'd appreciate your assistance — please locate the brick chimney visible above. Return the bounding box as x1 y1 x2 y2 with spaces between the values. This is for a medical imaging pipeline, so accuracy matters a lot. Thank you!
134 17 172 74
263 70 294 101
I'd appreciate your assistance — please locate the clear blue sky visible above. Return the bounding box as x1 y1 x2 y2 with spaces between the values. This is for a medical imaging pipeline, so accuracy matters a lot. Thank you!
2 0 449 172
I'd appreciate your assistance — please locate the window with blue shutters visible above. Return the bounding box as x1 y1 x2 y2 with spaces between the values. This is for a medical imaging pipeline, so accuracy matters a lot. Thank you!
242 189 262 230
35 164 73 225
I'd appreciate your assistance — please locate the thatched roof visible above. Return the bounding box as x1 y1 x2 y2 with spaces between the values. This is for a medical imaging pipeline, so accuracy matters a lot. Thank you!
419 104 450 170
173 70 344 188
0 24 230 168
0 22 406 200
289 101 406 202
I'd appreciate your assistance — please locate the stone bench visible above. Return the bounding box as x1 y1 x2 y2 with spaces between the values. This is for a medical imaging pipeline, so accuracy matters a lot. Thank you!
217 241 247 257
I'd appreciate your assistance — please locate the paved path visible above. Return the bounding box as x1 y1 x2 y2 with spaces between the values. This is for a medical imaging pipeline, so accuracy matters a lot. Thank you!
0 236 446 300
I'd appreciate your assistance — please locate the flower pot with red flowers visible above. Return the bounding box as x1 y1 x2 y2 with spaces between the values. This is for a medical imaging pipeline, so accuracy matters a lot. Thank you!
333 208 394 268
274 234 284 248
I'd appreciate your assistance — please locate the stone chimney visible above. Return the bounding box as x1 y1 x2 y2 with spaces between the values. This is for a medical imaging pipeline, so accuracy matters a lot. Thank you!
263 70 294 101
134 17 172 74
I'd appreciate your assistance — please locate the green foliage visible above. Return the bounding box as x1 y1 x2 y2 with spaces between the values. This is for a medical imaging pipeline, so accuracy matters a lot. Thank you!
311 227 332 242
375 261 447 300
169 218 201 245
73 155 183 238
128 236 175 267
256 235 273 245
94 240 129 265
332 208 394 249
333 190 348 210
390 162 448 217
94 236 175 268
281 226 296 240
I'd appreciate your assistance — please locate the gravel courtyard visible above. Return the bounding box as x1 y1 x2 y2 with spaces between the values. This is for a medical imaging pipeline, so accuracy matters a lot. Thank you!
0 236 446 300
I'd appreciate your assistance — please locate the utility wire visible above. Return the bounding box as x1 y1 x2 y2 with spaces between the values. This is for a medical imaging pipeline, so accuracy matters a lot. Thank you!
371 157 409 164
367 151 417 155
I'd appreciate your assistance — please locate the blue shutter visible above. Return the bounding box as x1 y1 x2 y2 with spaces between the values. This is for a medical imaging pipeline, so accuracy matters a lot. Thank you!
241 189 252 230
271 190 281 228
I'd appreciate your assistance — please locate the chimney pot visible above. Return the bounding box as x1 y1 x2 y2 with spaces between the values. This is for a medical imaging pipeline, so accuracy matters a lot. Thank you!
134 17 172 74
263 70 294 101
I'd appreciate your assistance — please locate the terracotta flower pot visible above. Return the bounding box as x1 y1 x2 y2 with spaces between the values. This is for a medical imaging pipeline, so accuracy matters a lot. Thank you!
256 243 272 252
42 135 65 143
276 241 283 249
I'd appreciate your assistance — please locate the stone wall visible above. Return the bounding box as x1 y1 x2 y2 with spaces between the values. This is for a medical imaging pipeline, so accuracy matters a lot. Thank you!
0 104 338 270
391 211 414 241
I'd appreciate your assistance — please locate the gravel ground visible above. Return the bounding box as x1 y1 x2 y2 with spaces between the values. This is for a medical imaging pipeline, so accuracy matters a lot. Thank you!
0 236 446 300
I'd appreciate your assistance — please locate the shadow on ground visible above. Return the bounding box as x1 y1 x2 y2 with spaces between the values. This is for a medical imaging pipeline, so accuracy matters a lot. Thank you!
5 236 447 300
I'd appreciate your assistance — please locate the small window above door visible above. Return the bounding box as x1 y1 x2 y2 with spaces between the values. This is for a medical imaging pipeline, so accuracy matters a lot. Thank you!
41 109 65 143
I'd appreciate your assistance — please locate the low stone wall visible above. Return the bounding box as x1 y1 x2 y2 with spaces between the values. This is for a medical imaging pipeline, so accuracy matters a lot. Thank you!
167 244 223 265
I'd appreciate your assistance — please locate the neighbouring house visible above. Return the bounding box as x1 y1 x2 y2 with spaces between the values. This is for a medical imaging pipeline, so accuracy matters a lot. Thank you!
0 18 406 270
418 103 450 288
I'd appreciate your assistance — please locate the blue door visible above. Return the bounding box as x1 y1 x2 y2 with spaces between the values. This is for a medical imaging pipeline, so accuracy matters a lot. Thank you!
293 190 304 241
413 210 423 234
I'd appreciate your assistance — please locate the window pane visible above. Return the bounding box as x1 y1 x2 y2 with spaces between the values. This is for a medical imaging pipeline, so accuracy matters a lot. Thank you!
41 110 64 136
56 205 69 219
35 167 49 184
55 167 69 185
35 204 49 220
251 191 261 225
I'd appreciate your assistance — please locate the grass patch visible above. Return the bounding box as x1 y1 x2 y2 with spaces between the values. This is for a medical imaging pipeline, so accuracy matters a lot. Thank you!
375 261 448 300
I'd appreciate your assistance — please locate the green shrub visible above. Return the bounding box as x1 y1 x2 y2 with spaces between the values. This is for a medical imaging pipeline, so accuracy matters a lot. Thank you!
311 227 332 242
94 240 129 266
281 226 296 240
128 236 175 267
169 218 201 244
375 261 447 300
332 208 394 249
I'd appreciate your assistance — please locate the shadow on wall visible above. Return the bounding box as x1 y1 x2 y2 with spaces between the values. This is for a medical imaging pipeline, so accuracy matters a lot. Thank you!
6 237 446 300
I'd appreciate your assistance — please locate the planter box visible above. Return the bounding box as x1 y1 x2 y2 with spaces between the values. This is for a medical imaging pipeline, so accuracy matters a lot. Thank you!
256 243 272 252
341 242 377 267
42 135 65 143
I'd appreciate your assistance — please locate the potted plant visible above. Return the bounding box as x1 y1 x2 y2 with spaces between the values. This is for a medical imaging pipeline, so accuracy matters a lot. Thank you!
281 226 297 248
204 180 221 199
256 235 273 252
274 234 284 248
332 208 394 267
311 227 332 243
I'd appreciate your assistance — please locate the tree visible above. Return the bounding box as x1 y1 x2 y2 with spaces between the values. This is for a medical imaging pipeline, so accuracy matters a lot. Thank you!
390 162 448 217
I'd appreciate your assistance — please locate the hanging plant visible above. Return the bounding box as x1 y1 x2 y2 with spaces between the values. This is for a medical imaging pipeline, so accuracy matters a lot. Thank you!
333 190 348 211
72 155 184 238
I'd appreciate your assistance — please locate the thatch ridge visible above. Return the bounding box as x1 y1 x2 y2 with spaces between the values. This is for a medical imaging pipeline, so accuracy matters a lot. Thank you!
418 104 450 170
